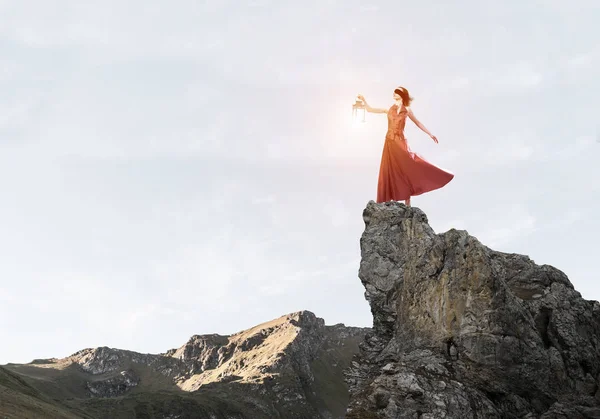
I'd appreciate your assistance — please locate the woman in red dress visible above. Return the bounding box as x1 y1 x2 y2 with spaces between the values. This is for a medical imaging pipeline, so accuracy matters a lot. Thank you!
358 87 454 206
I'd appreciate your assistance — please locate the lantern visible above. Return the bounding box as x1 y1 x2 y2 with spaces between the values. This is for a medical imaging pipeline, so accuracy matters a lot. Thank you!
352 97 366 123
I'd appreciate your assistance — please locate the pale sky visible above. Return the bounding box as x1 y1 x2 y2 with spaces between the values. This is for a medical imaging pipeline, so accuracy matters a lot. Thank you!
1 1 599 364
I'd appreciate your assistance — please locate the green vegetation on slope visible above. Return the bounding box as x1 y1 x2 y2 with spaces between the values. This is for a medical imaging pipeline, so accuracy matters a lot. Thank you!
0 366 90 419
310 327 365 418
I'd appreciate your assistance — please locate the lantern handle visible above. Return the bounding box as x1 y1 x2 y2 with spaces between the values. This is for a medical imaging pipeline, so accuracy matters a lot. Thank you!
353 97 366 108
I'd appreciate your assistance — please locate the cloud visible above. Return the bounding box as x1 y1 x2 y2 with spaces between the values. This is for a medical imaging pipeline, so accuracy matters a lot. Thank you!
452 205 537 249
321 199 353 228
484 213 537 248
251 195 277 205
0 95 43 138
0 270 144 348
0 59 19 82
359 5 380 12
546 135 597 160
567 51 597 70
447 131 541 169
444 130 595 171
448 77 470 90
545 208 585 231
0 2 215 57
148 243 239 310
0 289 14 303
446 61 545 94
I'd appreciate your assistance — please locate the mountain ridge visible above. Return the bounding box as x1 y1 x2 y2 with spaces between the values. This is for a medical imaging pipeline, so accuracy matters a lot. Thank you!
2 310 368 418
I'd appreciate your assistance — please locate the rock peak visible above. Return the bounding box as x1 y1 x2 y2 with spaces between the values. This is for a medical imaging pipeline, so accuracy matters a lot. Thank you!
347 201 600 418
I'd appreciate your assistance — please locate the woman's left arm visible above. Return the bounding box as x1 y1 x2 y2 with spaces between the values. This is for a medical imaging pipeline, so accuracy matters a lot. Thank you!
407 107 438 143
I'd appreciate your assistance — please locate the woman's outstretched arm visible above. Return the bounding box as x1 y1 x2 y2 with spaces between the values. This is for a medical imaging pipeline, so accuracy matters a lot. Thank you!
407 107 438 143
357 94 388 114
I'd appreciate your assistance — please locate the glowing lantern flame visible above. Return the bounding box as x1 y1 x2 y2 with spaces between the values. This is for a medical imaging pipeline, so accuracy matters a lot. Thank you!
352 97 366 123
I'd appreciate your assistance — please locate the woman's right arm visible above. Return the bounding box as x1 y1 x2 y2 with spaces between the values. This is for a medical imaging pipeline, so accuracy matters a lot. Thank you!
358 95 388 114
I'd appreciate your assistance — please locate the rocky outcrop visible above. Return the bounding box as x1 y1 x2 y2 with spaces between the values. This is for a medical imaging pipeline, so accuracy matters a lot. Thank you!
172 311 330 390
165 334 229 373
86 369 140 397
69 347 187 377
346 201 600 418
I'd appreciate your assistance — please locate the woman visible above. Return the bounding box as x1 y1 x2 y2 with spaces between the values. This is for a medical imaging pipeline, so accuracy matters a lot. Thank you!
358 87 454 206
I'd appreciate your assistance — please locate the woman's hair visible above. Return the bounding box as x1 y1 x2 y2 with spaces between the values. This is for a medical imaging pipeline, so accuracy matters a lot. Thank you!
394 86 413 107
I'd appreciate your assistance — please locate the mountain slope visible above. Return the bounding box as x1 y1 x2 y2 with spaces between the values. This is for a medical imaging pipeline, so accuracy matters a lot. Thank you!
0 366 93 419
3 311 368 419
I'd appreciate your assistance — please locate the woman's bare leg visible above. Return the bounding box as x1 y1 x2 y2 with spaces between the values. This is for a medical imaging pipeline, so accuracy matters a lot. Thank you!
405 197 411 207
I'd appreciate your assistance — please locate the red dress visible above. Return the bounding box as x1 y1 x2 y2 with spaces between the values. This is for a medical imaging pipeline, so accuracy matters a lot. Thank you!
377 104 454 203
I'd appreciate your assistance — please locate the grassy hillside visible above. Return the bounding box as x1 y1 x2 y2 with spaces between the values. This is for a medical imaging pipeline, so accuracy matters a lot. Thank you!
0 366 90 419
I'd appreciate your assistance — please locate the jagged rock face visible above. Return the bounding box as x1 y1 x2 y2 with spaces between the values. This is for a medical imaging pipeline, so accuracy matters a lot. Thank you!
172 311 328 391
71 347 124 375
68 347 190 381
86 370 140 397
166 334 229 372
346 201 600 419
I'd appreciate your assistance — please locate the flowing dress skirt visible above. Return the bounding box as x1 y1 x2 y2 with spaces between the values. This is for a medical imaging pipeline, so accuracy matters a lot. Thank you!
377 138 454 203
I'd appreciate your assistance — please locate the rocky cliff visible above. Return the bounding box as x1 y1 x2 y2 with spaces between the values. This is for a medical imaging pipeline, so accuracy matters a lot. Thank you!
346 201 600 419
3 311 368 419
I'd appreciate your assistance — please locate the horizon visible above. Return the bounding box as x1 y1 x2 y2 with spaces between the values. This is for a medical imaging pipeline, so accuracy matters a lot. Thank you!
1 1 599 365
4 308 354 363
